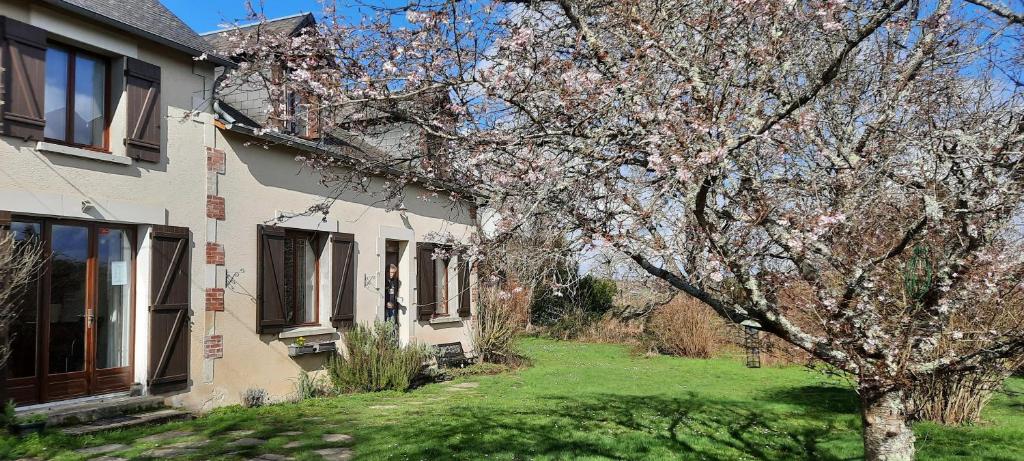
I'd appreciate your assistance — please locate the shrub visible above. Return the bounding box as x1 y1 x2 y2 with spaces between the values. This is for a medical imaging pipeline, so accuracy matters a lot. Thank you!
474 283 529 364
532 275 618 327
646 295 730 358
326 321 433 393
294 370 330 401
240 387 269 408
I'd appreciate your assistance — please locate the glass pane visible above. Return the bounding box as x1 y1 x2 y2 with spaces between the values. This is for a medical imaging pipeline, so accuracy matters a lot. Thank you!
297 237 316 324
435 258 448 315
8 222 42 379
96 228 131 369
73 54 106 147
49 224 88 374
44 47 69 141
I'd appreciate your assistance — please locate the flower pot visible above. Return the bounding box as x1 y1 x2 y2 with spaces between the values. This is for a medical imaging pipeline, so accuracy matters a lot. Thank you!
10 421 47 437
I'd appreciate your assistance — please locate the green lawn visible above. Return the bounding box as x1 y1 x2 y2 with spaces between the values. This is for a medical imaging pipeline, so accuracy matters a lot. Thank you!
4 338 1024 460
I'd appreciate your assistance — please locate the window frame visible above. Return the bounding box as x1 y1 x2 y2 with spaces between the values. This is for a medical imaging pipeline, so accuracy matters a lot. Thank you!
43 42 112 152
283 229 320 327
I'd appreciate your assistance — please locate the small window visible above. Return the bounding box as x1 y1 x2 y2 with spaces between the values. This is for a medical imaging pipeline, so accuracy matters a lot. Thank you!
283 231 319 326
43 44 109 150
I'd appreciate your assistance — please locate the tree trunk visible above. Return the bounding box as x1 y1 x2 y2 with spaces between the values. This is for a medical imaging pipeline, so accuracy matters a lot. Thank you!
861 387 916 461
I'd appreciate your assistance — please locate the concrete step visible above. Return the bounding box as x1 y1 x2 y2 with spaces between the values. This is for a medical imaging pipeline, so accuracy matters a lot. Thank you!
61 408 193 436
18 395 167 426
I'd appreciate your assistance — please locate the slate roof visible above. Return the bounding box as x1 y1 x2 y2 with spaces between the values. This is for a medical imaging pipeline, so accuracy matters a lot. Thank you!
37 0 233 66
201 13 316 57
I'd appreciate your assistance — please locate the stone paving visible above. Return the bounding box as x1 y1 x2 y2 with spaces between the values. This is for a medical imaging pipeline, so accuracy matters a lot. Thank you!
62 427 357 460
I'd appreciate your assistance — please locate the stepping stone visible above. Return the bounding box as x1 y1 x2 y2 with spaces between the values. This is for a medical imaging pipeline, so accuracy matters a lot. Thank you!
247 454 292 461
168 438 211 449
227 429 257 437
92 457 127 461
144 447 196 457
283 441 304 449
451 382 479 389
322 433 354 443
140 430 193 443
230 437 266 448
80 444 127 456
369 404 397 409
281 431 303 436
314 447 353 461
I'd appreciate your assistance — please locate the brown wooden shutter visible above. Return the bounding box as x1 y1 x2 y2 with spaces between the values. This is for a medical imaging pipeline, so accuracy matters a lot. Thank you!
149 225 191 393
0 17 47 140
125 57 162 162
416 242 437 321
330 232 355 326
257 225 288 333
0 210 9 403
457 255 471 318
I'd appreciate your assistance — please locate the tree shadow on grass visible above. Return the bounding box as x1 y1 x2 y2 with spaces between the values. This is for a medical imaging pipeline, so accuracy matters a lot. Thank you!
353 393 852 461
761 385 861 415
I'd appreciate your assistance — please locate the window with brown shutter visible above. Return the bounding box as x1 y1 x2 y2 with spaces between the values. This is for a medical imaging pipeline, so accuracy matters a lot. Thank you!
258 226 321 333
330 233 355 326
416 243 437 321
124 57 161 162
1 17 47 141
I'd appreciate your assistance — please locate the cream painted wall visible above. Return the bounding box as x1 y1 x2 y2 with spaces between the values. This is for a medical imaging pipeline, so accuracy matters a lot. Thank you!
180 128 477 408
0 1 216 406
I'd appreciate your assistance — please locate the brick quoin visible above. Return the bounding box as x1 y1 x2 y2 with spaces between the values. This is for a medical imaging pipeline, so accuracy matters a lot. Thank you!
206 147 226 173
206 242 225 265
204 334 224 359
207 195 225 220
206 288 225 312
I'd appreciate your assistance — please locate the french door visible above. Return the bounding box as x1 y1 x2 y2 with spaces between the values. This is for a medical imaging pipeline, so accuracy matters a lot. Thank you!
7 218 135 404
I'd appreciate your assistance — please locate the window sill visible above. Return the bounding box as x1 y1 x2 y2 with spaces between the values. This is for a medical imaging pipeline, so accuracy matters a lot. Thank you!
278 325 335 340
36 142 132 166
429 316 462 325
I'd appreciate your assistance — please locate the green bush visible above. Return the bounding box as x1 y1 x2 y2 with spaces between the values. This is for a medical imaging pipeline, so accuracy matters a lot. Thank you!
532 275 618 337
326 321 434 393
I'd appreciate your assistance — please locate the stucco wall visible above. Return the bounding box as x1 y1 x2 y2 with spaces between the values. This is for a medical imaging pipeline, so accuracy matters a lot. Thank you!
0 1 217 406
178 127 477 409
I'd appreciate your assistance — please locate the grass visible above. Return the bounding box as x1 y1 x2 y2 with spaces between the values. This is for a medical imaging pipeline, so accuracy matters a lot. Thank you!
2 338 1023 460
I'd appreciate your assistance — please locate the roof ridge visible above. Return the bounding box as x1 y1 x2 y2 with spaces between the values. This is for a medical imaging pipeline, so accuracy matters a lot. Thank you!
199 12 313 36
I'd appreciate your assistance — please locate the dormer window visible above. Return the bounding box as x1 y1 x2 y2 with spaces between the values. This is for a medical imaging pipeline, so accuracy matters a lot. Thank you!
43 44 109 151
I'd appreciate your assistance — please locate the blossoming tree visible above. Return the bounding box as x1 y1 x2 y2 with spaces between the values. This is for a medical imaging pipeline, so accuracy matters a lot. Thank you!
220 1 1024 459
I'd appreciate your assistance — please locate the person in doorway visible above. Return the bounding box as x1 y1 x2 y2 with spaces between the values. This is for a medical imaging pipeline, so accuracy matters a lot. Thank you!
384 263 402 329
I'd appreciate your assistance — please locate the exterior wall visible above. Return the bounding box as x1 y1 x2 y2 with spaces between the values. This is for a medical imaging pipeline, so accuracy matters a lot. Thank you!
0 0 477 412
215 67 272 126
0 1 217 404
178 128 477 410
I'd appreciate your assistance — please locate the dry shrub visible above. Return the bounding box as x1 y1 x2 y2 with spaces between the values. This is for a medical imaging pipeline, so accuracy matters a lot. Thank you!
646 295 730 358
578 316 646 346
474 283 530 364
910 363 1021 425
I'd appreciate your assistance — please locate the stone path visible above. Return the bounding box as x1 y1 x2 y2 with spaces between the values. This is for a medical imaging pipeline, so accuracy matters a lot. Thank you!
71 426 356 460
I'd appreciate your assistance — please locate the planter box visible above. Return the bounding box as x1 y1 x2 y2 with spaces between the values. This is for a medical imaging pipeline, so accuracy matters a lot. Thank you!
9 421 46 437
313 342 337 353
288 344 316 357
288 342 337 357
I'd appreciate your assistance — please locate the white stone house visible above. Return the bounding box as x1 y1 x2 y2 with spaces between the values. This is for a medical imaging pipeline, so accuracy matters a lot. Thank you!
0 0 477 411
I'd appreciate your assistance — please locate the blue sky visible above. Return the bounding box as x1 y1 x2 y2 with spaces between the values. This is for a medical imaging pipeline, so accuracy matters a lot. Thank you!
164 0 324 34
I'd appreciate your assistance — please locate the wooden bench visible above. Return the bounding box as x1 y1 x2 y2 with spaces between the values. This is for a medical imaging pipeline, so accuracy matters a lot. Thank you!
435 342 474 368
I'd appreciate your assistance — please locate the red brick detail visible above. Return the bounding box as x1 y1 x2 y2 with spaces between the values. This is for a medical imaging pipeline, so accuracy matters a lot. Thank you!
206 242 225 265
206 288 225 312
207 147 226 174
204 334 224 359
206 195 225 220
